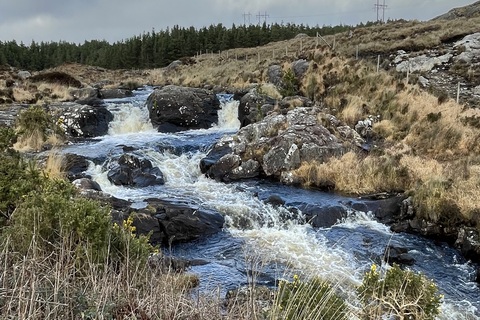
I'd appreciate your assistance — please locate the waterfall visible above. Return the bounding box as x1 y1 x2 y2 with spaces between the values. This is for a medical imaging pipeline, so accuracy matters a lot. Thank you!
107 102 154 135
214 94 241 130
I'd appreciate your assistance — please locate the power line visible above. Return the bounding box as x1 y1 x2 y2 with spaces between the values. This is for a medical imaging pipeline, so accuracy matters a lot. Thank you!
374 0 388 22
242 12 252 25
256 11 269 25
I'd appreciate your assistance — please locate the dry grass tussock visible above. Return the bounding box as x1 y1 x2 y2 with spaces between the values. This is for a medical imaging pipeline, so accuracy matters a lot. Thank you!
292 151 410 195
0 237 227 320
43 149 66 179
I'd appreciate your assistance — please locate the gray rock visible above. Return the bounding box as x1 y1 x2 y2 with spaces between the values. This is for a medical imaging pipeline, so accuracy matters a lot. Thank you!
267 65 284 88
166 60 182 70
73 178 102 191
418 76 430 87
473 85 480 96
17 70 31 80
146 198 225 244
49 103 114 138
455 227 480 262
395 53 452 73
99 88 133 99
263 143 300 176
238 87 276 127
454 33 480 64
292 59 309 79
146 85 220 132
107 154 165 187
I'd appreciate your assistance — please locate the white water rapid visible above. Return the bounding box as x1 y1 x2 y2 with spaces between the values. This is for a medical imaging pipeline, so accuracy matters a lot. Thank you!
65 88 479 319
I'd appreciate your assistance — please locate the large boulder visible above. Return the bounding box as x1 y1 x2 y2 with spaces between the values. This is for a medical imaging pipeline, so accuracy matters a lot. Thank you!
395 53 453 73
292 59 309 79
107 154 165 187
143 198 225 244
146 85 220 132
453 33 480 64
49 102 113 138
267 65 284 88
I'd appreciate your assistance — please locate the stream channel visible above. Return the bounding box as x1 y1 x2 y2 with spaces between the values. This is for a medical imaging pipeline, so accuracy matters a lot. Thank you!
62 87 480 319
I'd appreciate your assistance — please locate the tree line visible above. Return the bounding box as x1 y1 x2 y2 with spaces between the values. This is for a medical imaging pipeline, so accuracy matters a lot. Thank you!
0 22 371 71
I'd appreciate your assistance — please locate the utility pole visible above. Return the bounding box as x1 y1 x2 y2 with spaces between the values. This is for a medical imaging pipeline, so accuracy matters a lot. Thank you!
256 11 269 25
374 0 387 23
243 12 251 25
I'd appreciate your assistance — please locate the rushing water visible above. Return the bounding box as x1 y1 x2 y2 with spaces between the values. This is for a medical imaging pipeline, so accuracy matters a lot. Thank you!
63 87 480 319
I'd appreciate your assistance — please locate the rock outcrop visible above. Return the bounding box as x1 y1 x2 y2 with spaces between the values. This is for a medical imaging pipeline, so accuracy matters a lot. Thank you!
146 85 220 132
49 102 113 138
202 105 361 183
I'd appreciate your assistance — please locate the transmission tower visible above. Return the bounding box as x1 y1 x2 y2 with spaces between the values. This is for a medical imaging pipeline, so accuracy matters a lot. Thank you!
243 12 252 25
374 0 387 22
256 11 269 25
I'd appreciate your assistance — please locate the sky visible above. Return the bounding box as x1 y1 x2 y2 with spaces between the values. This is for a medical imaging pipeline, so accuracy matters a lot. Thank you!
0 0 475 44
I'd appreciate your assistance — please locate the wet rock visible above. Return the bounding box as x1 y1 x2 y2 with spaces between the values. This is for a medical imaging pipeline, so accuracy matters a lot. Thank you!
99 88 133 99
264 195 285 208
49 102 114 138
455 227 480 262
63 153 90 181
146 85 220 132
229 159 260 180
384 245 415 266
298 203 347 228
148 253 192 273
0 104 28 127
143 198 225 244
352 194 409 224
72 178 102 191
206 154 241 181
200 141 233 174
107 154 165 187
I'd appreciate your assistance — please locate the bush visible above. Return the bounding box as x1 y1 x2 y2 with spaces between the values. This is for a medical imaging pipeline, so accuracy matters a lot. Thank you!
6 178 112 263
15 105 64 150
281 69 299 97
358 264 442 320
5 176 156 268
0 127 42 226
273 275 348 320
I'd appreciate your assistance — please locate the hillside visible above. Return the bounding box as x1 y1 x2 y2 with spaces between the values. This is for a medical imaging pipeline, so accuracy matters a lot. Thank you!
433 0 480 20
0 1 480 256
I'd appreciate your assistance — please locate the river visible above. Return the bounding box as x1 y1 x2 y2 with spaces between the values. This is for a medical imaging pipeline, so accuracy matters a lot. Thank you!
62 87 480 319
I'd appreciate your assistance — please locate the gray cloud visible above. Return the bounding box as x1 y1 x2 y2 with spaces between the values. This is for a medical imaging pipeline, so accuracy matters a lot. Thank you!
0 0 474 44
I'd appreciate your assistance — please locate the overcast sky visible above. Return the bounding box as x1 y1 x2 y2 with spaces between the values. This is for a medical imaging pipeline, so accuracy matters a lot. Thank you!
0 0 475 44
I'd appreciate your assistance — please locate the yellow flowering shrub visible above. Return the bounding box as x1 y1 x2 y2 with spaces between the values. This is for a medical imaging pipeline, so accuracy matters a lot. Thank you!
358 263 442 320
